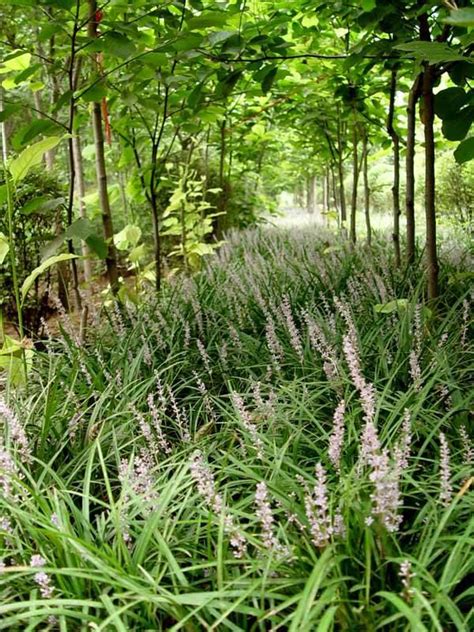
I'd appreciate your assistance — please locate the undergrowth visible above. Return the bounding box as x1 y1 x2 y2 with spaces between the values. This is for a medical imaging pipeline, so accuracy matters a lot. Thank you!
0 227 473 631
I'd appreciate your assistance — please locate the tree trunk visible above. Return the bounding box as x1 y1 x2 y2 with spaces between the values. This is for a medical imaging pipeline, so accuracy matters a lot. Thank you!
362 130 372 246
306 174 315 214
387 68 401 267
331 165 340 219
350 118 359 243
406 73 422 265
336 115 347 228
150 193 161 292
422 64 438 301
216 118 227 238
72 132 92 281
88 0 119 293
323 166 329 214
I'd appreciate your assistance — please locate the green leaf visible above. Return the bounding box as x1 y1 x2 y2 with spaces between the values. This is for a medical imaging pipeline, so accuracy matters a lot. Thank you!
0 348 34 387
172 33 203 52
0 232 9 264
17 119 59 146
21 253 78 303
395 42 468 63
442 111 473 141
376 592 428 631
65 217 95 240
0 103 20 122
1 51 31 71
128 243 146 264
79 81 108 103
144 53 168 67
374 299 408 314
197 105 225 123
94 32 137 59
187 83 203 109
0 184 7 205
444 8 474 27
9 136 62 182
85 234 108 259
19 196 65 215
29 81 45 92
187 13 228 30
454 136 474 164
0 0 35 5
361 0 376 10
12 63 40 86
208 30 236 46
13 121 56 151
217 69 242 98
316 606 339 632
448 60 474 86
114 224 142 250
261 66 278 94
434 87 468 120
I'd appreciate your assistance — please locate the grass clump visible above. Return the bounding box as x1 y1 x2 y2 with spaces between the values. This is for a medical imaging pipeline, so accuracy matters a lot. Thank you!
0 227 472 630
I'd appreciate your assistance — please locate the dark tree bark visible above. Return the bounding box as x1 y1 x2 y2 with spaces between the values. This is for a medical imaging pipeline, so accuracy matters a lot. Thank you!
387 68 401 267
362 129 372 246
63 2 83 311
215 118 227 238
350 118 359 243
406 73 422 265
88 0 119 294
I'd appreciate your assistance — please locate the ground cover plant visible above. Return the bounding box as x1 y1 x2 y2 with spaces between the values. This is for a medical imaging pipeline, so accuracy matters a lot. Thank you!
1 227 472 630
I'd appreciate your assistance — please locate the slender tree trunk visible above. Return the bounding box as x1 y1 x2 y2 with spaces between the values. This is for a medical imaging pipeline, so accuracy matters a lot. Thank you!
72 132 92 281
62 3 82 312
88 0 119 293
362 130 372 246
387 68 401 267
406 73 422 265
336 115 347 228
422 64 438 300
331 165 340 218
150 192 161 291
350 118 359 243
323 166 329 214
216 118 227 238
306 174 315 214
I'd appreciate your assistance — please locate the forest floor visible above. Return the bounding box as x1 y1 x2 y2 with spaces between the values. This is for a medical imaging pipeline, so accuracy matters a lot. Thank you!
0 224 472 630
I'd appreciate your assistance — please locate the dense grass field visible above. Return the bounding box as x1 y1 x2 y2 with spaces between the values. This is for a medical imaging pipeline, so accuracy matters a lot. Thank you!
0 227 473 630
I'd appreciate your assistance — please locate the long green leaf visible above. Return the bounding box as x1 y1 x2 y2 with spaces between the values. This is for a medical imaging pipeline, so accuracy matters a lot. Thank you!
9 136 62 182
0 231 9 264
21 253 78 302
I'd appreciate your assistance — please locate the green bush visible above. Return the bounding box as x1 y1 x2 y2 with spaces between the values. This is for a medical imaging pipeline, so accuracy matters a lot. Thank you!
0 169 66 333
436 153 474 231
